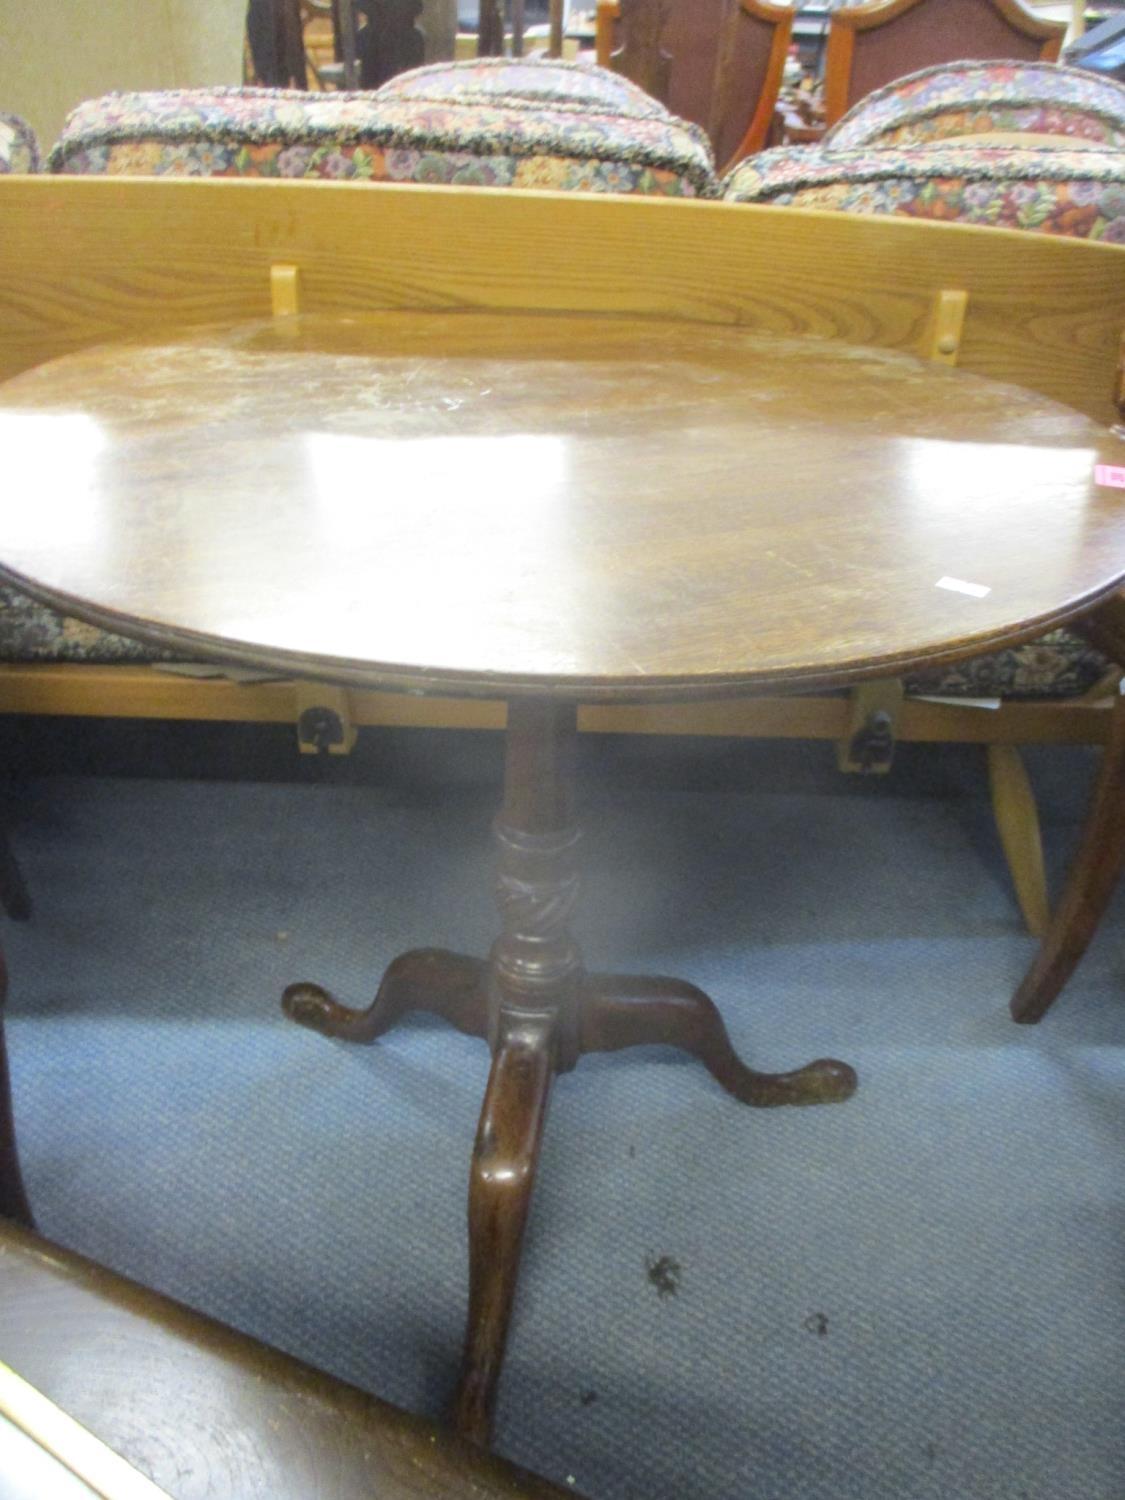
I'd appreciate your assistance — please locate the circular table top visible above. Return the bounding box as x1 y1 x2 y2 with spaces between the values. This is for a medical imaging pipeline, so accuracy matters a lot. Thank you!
1 311 1124 702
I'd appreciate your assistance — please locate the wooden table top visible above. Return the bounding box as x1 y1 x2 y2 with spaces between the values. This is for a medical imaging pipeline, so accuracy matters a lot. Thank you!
1 311 1124 702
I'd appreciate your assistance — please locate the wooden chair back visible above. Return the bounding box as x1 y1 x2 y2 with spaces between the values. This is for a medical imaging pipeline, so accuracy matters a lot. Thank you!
824 0 1066 127
246 0 309 86
247 0 424 88
595 0 793 170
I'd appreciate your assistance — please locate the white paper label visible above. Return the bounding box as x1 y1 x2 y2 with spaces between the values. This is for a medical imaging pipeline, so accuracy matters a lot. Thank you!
936 576 991 599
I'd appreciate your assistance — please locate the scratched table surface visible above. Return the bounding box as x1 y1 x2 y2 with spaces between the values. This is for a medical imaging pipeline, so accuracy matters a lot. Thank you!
0 310 1123 701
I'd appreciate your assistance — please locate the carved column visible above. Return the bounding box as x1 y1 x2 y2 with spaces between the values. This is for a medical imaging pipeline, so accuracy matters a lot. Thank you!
489 699 583 1070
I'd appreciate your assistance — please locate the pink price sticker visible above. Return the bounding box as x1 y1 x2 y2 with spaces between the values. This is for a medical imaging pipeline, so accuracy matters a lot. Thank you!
1095 464 1125 489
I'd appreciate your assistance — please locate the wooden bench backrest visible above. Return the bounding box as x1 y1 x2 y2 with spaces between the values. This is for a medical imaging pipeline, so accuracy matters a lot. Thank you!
0 175 1121 427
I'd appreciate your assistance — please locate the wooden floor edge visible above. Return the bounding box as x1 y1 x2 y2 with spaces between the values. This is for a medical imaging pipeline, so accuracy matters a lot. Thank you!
0 666 1111 745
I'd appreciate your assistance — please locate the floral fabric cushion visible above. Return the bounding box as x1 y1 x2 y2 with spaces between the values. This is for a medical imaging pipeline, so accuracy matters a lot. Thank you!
824 59 1125 151
0 585 173 664
48 83 715 197
0 112 38 173
722 143 1125 241
902 629 1109 701
374 56 672 120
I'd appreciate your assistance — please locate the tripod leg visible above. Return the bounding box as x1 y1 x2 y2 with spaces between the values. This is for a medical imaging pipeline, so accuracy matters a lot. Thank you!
451 1010 554 1447
283 948 489 1043
581 972 856 1106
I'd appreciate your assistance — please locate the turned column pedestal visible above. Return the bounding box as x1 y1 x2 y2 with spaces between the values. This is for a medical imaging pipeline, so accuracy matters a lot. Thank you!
282 698 856 1444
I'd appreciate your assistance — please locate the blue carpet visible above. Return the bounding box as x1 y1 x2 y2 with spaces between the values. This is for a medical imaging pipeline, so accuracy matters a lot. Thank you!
4 740 1124 1500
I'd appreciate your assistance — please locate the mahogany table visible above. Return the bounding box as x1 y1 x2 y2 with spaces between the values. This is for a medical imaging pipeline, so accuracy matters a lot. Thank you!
2 311 1124 1446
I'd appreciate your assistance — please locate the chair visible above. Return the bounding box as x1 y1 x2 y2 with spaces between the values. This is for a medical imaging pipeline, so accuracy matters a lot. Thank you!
47 79 712 194
822 0 1066 129
595 0 794 169
723 137 1125 936
477 0 566 58
354 1 427 87
721 139 1125 238
245 0 310 86
373 52 676 118
823 57 1125 150
1009 675 1125 1022
1010 677 1125 1023
1007 588 1125 1024
246 0 429 89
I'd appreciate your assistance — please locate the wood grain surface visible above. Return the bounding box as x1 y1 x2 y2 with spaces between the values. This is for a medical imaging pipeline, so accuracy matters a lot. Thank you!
0 310 1124 701
2 178 1123 429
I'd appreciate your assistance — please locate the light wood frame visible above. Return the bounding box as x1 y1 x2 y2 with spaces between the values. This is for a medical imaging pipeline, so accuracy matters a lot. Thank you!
594 0 794 168
823 0 1067 128
2 175 1123 925
4 179 1117 415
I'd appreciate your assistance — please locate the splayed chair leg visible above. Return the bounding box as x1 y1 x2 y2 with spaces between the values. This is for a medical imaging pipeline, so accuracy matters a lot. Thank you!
1011 689 1125 1023
0 945 32 1227
581 972 857 1106
0 827 30 923
988 744 1049 938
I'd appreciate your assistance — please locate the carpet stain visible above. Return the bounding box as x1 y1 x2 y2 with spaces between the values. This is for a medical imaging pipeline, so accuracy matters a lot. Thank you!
646 1255 682 1298
804 1312 829 1337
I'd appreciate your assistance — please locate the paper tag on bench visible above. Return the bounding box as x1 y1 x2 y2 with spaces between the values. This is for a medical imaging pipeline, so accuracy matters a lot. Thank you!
1095 464 1125 489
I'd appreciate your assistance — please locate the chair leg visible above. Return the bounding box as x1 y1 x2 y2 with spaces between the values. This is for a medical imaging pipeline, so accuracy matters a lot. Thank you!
0 826 30 923
1011 691 1125 1023
988 744 1049 938
0 943 33 1227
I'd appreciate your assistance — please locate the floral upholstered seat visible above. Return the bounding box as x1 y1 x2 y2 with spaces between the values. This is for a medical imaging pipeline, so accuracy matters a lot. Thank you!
901 629 1109 701
722 139 1124 698
0 112 38 174
373 56 673 120
0 591 177 665
823 59 1125 152
47 77 715 197
722 141 1125 241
